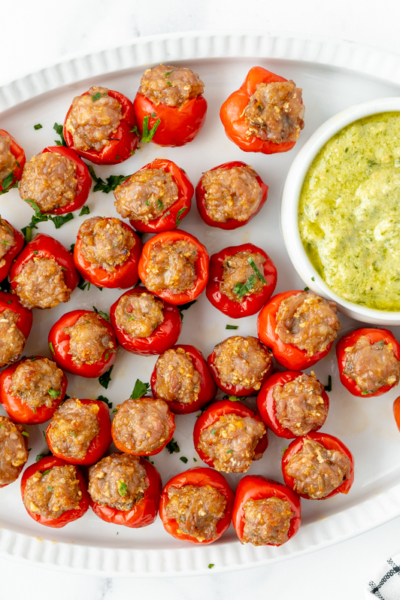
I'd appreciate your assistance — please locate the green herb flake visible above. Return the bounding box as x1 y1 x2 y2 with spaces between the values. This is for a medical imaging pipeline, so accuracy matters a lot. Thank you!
226 324 239 330
48 388 61 398
130 379 150 399
0 170 18 195
178 300 197 323
166 438 180 454
180 456 188 464
304 286 309 292
233 274 257 299
47 486 54 492
160 210 171 220
166 81 172 86
42 469 51 476
34 124 43 130
208 564 215 569
145 199 151 206
88 165 131 194
118 480 128 497
70 243 75 253
105 349 116 361
92 306 110 321
36 452 51 462
99 366 114 389
91 92 102 102
311 277 315 281
164 71 173 77
175 207 187 226
97 395 113 409
6 300 12 305
223 394 246 402
324 375 332 392
53 122 67 147
193 458 197 462
361 390 373 395
21 431 29 437
211 430 217 435
130 126 139 135
79 205 90 216
247 257 267 284
282 446 289 455
49 342 55 355
157 199 164 210
226 449 233 454
141 115 161 143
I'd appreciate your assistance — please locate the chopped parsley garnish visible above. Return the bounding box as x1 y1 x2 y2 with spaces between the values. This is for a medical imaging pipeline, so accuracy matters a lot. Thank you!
180 456 188 464
175 207 187 226
21 431 29 437
49 342 55 355
208 564 215 569
166 438 180 454
97 395 113 409
105 349 116 361
141 115 161 143
361 390 374 395
145 199 151 206
0 423 3 429
34 124 43 130
0 171 18 195
233 274 257 299
93 306 110 321
178 300 197 323
1 240 9 245
311 277 315 281
247 257 266 284
91 92 102 102
118 480 128 497
160 210 171 220
77 276 90 291
48 486 54 492
130 379 150 399
193 457 197 462
226 324 238 330
99 366 113 389
130 126 139 136
36 451 52 462
282 446 289 455
211 430 217 435
164 71 173 77
157 199 164 210
324 375 332 392
70 243 75 253
88 165 131 194
41 469 51 476
304 286 309 292
166 81 172 86
21 198 74 242
222 394 246 402
53 122 67 147
226 449 233 454
48 389 60 399
79 205 90 216
6 300 12 304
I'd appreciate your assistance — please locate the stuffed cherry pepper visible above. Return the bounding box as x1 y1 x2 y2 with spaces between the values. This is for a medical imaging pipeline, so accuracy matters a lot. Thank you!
282 432 354 500
133 64 207 147
0 356 67 424
220 66 304 154
232 475 301 546
0 219 24 283
19 146 91 215
159 467 234 544
88 452 162 528
0 129 25 193
258 290 341 371
193 400 268 473
336 328 400 397
10 234 79 310
257 371 329 439
48 309 117 378
138 230 209 306
0 292 32 368
114 158 193 233
110 287 182 356
64 85 138 164
196 161 268 230
150 345 216 414
21 456 90 528
206 243 277 317
0 416 29 488
208 336 272 397
73 217 141 289
46 398 111 465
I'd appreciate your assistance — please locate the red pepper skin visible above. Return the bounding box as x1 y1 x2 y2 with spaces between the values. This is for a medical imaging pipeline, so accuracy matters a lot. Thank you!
138 230 209 306
10 233 79 296
282 432 354 500
73 220 142 289
111 397 175 456
110 287 182 356
393 396 400 431
0 292 32 352
0 421 29 489
257 371 329 439
196 161 268 230
193 400 268 468
206 243 277 318
48 309 118 378
232 475 301 545
37 146 91 214
46 399 112 465
336 328 400 398
220 67 299 155
122 159 194 233
159 467 234 544
20 456 90 528
0 129 25 191
0 222 24 282
258 290 333 370
90 457 162 528
133 93 207 147
150 344 216 415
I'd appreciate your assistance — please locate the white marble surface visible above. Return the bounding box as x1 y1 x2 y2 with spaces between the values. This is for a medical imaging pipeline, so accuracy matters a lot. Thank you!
1 0 400 598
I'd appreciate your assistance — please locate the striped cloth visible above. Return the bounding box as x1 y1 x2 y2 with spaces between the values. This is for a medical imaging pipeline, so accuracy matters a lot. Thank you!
368 557 400 599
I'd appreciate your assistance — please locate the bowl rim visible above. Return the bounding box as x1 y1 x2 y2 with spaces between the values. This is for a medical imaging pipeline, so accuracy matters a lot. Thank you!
281 97 400 322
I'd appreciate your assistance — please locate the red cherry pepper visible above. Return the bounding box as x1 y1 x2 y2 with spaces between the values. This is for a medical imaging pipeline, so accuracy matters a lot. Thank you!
46 399 112 465
206 243 277 318
21 456 90 528
90 457 162 528
336 328 400 398
150 344 216 415
257 371 329 439
159 467 234 544
73 219 142 289
138 230 209 306
393 396 400 431
0 292 32 361
196 161 268 230
0 220 24 283
48 309 118 378
282 432 354 500
64 89 139 165
220 66 301 154
232 475 301 545
0 129 26 192
193 400 268 468
0 419 29 489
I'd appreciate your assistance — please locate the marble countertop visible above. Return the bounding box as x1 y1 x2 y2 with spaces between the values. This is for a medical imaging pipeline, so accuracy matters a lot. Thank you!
1 0 400 598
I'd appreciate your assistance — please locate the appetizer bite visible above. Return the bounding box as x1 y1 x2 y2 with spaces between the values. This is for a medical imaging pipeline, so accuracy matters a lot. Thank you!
0 292 32 368
394 396 400 432
196 161 268 229
114 158 193 233
64 86 138 164
159 467 234 544
0 416 29 488
0 219 24 283
220 66 304 154
206 243 277 318
133 64 207 147
232 475 301 546
193 399 268 473
0 129 25 193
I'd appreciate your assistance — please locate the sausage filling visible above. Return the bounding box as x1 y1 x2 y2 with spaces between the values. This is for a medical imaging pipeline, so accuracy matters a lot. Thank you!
145 240 198 294
65 86 122 152
220 250 266 302
244 81 305 143
114 168 179 224
166 484 226 541
0 416 28 486
0 135 16 185
0 219 16 265
242 497 294 546
48 399 100 460
115 292 164 338
13 257 71 310
343 336 400 393
19 152 77 213
64 313 115 365
113 398 171 454
276 292 340 357
10 357 64 410
0 309 26 367
78 217 135 272
198 413 266 473
285 438 350 499
273 373 327 436
155 347 201 405
23 464 82 519
214 336 272 391
139 64 204 107
202 166 262 223
89 453 147 511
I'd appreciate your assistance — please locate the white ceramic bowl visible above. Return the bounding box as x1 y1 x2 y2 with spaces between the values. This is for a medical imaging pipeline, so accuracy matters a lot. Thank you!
282 97 400 326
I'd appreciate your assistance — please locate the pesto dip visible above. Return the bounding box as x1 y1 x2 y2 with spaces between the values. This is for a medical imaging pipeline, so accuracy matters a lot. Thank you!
298 111 400 311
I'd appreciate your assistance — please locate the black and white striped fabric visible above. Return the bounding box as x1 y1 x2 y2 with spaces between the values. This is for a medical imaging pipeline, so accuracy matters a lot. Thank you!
368 557 400 599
